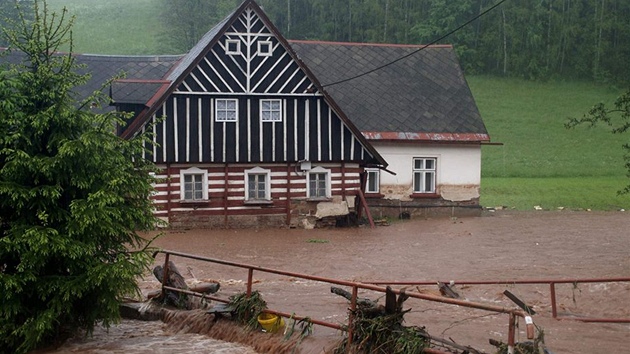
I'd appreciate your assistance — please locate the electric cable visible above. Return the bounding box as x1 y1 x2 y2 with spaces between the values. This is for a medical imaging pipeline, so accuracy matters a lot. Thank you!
321 0 509 88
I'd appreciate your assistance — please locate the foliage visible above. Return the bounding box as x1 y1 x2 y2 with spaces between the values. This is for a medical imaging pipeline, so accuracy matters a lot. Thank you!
493 328 548 354
228 290 268 329
334 303 429 354
566 88 630 194
43 0 630 85
157 0 240 53
0 0 34 47
258 0 630 85
283 315 313 346
0 2 159 353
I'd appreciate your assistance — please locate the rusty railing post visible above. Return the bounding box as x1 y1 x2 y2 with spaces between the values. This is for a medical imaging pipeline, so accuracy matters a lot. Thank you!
247 268 254 297
346 285 358 353
550 282 557 318
507 313 516 354
161 253 170 296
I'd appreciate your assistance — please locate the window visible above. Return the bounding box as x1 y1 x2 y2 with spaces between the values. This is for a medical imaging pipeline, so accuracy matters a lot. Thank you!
226 39 241 55
257 40 273 56
413 158 436 193
365 169 380 194
260 99 282 122
245 167 271 201
215 99 238 122
180 167 208 201
307 167 331 199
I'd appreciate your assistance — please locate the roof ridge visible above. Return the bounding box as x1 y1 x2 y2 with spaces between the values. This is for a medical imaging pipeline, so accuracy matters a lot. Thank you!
289 40 452 49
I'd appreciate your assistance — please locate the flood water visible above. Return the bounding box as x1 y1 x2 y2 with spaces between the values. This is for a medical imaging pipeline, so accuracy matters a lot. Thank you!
43 320 257 354
41 212 630 354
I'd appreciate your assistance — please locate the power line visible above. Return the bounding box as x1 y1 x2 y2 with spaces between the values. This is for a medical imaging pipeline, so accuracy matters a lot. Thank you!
322 0 509 88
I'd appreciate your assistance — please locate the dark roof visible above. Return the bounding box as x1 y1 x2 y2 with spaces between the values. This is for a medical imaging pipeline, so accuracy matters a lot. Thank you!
0 49 181 111
289 41 489 141
165 11 234 83
1 1 487 144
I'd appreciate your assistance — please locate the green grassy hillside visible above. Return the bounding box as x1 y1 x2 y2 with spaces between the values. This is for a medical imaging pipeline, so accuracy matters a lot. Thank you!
46 0 630 210
469 76 630 210
47 0 165 55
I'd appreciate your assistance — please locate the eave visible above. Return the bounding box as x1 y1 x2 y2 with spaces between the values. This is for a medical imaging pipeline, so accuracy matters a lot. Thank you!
362 132 490 142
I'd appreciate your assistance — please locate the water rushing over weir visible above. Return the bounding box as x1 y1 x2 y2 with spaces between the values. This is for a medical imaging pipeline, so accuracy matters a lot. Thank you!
45 309 319 354
44 319 258 354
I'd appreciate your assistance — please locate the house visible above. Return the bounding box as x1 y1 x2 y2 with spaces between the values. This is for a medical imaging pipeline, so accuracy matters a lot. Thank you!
289 41 490 218
1 0 489 228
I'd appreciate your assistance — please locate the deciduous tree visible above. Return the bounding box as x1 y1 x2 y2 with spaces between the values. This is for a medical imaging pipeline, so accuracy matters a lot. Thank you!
0 2 159 353
567 88 630 193
158 0 239 52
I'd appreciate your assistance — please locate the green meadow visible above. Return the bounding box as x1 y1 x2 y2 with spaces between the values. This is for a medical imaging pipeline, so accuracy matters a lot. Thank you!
47 0 165 55
469 77 629 210
47 0 630 210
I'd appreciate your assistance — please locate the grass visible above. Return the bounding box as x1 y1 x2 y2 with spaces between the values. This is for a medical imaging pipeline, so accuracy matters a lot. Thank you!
481 177 630 211
469 76 630 210
42 1 630 211
47 0 165 55
468 76 626 178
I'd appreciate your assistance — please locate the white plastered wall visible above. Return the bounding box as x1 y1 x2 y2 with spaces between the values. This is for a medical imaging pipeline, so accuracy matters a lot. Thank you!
373 142 482 202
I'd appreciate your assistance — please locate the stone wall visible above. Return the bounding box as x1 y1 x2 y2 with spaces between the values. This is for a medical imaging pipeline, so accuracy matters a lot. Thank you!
367 197 482 220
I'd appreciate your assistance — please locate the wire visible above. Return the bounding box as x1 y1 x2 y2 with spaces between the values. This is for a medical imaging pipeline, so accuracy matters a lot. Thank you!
321 0 509 88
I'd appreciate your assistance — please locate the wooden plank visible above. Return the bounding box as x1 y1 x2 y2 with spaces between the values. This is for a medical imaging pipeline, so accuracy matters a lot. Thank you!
356 188 375 229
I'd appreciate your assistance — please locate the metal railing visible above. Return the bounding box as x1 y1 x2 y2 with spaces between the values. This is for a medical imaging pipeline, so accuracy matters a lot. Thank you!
368 278 630 323
153 249 534 354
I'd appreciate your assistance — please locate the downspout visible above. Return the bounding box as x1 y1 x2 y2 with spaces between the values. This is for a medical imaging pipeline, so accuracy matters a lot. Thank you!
286 163 291 226
166 163 172 223
341 162 346 201
224 163 229 227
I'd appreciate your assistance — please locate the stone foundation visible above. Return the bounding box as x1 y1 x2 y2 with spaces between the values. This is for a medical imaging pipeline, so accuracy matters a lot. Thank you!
168 213 286 229
367 197 483 220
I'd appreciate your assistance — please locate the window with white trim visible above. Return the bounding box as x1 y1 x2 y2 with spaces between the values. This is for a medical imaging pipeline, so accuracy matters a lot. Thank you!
260 99 282 122
245 167 271 201
257 40 273 56
226 39 241 55
215 99 238 122
413 158 436 193
180 167 208 201
307 166 331 199
365 169 380 194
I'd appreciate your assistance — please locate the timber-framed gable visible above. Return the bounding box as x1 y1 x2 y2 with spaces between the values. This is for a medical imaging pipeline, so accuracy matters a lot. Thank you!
116 0 386 229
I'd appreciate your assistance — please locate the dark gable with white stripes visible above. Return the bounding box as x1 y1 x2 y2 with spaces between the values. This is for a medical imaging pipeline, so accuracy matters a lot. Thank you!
135 1 384 167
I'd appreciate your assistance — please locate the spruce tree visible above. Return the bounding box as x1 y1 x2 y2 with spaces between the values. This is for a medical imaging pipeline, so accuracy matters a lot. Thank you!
0 2 159 352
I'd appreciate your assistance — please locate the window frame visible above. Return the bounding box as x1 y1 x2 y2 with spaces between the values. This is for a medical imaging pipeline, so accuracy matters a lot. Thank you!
244 167 272 202
179 167 208 202
365 169 380 194
307 166 331 199
257 40 273 57
260 99 282 122
412 157 437 194
225 39 241 55
215 98 238 122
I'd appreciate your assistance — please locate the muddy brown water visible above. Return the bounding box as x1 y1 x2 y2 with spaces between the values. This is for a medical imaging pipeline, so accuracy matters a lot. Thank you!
44 211 630 354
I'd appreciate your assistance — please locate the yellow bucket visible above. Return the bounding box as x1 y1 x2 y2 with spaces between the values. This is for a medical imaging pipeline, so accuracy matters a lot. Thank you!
257 313 285 333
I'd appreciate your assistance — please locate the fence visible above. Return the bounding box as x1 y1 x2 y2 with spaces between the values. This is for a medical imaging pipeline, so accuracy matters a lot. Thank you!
153 249 536 354
368 278 630 323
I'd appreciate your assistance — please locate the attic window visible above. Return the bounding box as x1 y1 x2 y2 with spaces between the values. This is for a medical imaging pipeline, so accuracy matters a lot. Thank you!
257 40 273 57
215 99 238 122
226 39 240 55
260 99 282 122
